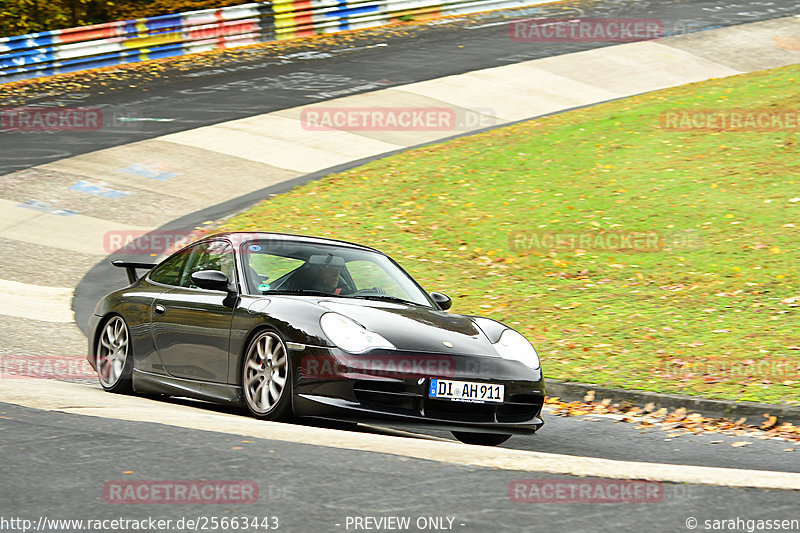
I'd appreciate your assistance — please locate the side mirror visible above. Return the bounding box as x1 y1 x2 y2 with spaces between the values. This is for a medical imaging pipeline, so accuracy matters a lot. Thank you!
430 292 452 311
191 270 234 292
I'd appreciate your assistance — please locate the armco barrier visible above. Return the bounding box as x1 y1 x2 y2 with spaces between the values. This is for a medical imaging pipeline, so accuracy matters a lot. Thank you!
0 0 541 83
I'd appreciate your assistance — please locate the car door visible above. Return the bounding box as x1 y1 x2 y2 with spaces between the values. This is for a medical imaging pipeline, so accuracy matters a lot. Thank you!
151 239 237 383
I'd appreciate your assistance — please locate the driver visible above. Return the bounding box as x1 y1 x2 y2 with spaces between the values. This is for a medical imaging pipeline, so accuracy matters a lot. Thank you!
308 263 342 293
305 254 345 294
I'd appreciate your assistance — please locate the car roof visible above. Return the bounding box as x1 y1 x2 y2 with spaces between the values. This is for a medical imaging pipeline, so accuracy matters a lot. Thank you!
202 231 385 255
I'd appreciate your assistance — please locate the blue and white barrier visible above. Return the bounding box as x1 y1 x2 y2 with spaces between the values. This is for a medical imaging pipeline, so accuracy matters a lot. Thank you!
0 0 544 83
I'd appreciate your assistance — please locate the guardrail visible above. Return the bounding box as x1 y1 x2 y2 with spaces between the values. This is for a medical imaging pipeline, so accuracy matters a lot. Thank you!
0 0 541 84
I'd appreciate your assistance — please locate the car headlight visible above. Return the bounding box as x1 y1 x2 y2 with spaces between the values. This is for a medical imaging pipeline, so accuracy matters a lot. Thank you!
492 329 540 369
320 312 395 354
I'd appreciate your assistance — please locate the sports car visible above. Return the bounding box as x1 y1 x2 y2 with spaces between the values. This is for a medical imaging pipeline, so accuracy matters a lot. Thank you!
88 232 545 445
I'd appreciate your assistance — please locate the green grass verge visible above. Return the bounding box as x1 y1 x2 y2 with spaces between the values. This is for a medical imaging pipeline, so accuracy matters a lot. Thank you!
218 64 800 404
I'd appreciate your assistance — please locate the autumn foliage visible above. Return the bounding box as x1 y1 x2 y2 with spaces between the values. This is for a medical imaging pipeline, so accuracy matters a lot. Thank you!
0 0 252 38
111 0 249 21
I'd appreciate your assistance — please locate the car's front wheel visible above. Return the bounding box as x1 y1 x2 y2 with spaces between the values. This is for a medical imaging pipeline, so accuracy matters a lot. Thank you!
96 315 133 394
242 330 292 420
452 431 511 446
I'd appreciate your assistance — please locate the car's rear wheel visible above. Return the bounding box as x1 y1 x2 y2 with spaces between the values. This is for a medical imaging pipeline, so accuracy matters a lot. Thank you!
452 431 511 446
242 330 292 420
96 315 133 394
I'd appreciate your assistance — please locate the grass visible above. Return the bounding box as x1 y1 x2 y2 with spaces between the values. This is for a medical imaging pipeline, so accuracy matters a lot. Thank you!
217 64 800 404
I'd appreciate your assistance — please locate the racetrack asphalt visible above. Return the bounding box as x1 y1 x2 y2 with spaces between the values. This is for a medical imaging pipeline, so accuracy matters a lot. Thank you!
2 0 800 174
1 0 799 523
1 400 799 533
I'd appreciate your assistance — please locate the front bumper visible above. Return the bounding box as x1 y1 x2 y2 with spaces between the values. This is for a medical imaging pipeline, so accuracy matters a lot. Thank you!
292 348 545 434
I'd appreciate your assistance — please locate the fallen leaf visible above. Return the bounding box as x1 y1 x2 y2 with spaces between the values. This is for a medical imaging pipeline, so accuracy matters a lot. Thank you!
731 441 750 447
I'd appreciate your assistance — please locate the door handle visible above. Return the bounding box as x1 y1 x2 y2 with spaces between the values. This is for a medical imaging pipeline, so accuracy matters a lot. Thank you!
154 304 166 315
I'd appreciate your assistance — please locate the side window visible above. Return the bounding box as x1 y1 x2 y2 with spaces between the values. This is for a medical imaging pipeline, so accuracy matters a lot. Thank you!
179 240 236 289
148 249 190 286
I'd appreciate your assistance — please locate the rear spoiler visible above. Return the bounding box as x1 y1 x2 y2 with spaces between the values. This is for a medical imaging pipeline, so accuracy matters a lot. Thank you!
111 260 157 284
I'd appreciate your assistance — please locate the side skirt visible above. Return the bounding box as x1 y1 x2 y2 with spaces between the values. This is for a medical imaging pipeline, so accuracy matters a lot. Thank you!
133 368 243 405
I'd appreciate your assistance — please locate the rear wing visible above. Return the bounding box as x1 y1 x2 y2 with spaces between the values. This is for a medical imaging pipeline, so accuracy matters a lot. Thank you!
111 260 157 284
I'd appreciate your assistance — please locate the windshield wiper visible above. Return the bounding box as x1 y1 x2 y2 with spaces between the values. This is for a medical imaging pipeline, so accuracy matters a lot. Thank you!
265 290 428 307
262 289 342 297
349 294 428 307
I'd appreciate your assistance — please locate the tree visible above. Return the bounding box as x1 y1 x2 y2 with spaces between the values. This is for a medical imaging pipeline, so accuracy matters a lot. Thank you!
0 0 115 37
0 0 251 38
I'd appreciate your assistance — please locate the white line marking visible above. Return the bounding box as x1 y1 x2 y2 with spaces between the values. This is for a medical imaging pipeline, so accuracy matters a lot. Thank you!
1 380 798 490
0 278 74 323
117 118 176 122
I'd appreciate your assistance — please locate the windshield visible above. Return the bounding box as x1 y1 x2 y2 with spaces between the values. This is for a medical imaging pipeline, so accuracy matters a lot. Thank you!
241 239 434 307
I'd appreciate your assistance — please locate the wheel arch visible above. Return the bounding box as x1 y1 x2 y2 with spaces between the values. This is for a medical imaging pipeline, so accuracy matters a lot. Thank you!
90 311 125 359
234 321 291 386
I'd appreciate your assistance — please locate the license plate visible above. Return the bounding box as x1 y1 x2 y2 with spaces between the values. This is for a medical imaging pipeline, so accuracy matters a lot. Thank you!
428 379 504 403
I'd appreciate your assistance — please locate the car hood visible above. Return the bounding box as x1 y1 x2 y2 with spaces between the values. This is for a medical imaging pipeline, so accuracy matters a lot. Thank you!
312 298 498 356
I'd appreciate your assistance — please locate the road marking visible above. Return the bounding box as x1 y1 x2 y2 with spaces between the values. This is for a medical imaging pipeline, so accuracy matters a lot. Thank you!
116 117 176 122
161 114 404 174
0 279 74 323
0 198 150 256
17 199 78 216
466 17 554 29
1 380 798 491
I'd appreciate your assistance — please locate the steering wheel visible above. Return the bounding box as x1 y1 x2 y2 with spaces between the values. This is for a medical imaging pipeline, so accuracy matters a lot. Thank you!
352 287 386 296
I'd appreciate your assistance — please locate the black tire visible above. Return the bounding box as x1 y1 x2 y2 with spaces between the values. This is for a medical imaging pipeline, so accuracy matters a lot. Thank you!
452 431 511 446
95 315 133 394
242 329 293 421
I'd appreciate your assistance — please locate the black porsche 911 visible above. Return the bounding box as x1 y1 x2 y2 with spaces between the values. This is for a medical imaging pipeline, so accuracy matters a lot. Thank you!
88 232 545 445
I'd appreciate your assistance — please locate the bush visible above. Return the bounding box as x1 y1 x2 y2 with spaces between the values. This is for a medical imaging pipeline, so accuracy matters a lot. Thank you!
0 0 115 36
111 0 250 21
0 0 253 38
